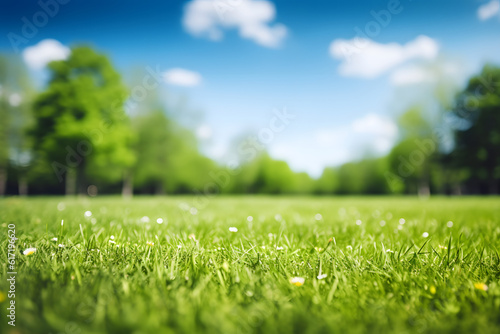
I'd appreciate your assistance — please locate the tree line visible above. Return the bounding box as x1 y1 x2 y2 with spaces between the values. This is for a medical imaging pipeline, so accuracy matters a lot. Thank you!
0 46 499 196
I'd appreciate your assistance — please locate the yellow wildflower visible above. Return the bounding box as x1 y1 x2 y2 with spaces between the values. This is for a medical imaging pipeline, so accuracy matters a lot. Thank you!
474 283 488 291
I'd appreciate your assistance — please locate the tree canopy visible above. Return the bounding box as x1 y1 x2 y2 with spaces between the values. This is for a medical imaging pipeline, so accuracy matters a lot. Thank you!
31 47 135 194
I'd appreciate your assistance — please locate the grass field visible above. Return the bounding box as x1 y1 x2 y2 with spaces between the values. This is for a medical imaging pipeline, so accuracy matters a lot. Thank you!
1 196 500 334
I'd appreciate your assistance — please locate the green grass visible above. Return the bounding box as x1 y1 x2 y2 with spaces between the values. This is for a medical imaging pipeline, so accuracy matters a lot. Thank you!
1 196 500 334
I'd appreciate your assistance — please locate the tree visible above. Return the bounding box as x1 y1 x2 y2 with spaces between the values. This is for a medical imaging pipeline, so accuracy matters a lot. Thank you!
31 47 135 195
315 167 338 194
133 109 171 194
223 152 298 194
0 55 34 196
0 56 9 196
450 64 500 194
291 172 314 194
387 107 436 195
132 105 217 195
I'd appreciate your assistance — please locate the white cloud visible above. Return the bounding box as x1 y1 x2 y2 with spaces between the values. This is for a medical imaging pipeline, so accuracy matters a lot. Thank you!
477 0 500 20
270 140 350 177
206 140 229 159
390 65 435 85
269 113 398 177
351 113 398 152
390 61 462 86
314 114 398 149
329 35 439 78
319 113 398 154
196 124 212 140
22 39 70 70
352 113 398 138
163 68 202 87
183 0 287 48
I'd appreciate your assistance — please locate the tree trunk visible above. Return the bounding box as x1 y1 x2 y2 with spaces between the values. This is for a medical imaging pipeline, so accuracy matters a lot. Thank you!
65 169 76 196
0 167 6 196
452 183 462 196
155 182 165 195
418 180 430 197
76 163 86 196
122 171 133 198
469 179 480 195
488 172 498 195
18 176 28 196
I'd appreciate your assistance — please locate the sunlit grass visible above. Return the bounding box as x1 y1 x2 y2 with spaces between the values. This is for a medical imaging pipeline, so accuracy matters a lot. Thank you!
1 196 499 333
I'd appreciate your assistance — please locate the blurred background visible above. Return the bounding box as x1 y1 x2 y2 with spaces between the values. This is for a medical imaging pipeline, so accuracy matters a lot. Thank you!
0 0 499 196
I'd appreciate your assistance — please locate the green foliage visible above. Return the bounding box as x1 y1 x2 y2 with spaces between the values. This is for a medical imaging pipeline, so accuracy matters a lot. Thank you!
450 64 500 193
0 56 9 173
315 167 338 194
315 158 389 195
252 155 296 194
228 154 312 194
132 109 171 192
398 107 433 138
1 49 499 196
167 147 216 194
31 47 135 193
291 172 314 194
1 196 499 333
337 158 389 194
388 108 436 194
0 54 34 194
132 108 217 194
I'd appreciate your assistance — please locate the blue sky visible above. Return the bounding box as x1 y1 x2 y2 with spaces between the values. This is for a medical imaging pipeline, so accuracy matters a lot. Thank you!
2 0 500 176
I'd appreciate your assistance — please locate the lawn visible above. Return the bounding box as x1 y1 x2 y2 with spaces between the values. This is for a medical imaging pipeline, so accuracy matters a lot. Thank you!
1 196 500 334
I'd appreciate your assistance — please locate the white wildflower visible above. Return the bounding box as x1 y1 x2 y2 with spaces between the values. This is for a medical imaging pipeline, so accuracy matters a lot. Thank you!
23 247 36 255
